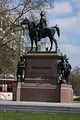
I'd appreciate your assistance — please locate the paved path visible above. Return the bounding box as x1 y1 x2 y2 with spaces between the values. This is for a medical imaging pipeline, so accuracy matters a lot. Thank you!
0 101 80 114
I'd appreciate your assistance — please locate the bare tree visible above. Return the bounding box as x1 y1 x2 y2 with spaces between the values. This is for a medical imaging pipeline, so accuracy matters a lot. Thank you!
69 66 80 96
0 0 54 46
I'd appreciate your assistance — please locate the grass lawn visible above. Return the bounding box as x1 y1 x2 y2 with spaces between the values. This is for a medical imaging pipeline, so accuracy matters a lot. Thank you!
0 112 80 120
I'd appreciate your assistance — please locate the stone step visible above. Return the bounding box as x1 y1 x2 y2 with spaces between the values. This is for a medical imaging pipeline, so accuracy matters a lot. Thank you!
21 82 58 89
24 77 57 84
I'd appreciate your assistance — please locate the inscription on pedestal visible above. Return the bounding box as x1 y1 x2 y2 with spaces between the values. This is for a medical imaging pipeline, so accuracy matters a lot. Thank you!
25 53 59 78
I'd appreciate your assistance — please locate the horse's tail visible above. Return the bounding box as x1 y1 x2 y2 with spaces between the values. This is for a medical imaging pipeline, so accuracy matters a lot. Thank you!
53 25 60 37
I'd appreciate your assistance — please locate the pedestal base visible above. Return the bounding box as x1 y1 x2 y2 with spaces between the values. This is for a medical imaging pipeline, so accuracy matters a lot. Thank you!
16 83 73 103
16 52 73 103
60 84 73 103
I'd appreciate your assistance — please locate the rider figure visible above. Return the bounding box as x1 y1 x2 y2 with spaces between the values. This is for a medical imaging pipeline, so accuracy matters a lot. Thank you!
37 11 47 40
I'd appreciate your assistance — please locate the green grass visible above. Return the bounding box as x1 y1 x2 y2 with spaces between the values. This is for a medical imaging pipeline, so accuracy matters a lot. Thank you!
0 112 80 120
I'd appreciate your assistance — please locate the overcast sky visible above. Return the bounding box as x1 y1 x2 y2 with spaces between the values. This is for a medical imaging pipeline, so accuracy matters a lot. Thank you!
46 0 80 68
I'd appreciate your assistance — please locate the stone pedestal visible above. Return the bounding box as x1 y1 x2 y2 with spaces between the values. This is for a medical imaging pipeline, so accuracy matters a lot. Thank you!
16 52 73 102
16 79 60 102
24 52 60 80
16 83 21 101
60 84 73 103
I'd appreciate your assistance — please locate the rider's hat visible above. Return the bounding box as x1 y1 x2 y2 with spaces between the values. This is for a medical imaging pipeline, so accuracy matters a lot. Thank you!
40 11 45 17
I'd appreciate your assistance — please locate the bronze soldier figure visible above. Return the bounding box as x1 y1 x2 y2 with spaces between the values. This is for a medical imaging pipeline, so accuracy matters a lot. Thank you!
58 54 72 84
17 56 25 83
37 11 47 40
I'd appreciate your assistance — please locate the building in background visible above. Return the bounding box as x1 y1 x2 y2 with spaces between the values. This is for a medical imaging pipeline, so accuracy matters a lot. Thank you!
0 15 26 56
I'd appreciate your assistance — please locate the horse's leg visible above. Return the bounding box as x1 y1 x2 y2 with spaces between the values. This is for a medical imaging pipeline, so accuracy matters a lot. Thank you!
49 39 53 51
53 38 58 52
30 39 33 51
35 40 38 51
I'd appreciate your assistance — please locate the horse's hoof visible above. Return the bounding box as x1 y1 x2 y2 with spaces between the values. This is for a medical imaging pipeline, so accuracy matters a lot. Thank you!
29 49 32 52
35 49 38 52
49 49 52 51
30 49 32 51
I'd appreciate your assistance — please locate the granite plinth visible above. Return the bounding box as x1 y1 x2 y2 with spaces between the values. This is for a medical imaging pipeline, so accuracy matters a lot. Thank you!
16 83 73 102
16 52 73 102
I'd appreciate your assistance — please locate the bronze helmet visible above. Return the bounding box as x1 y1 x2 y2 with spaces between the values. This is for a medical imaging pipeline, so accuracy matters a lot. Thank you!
40 11 45 17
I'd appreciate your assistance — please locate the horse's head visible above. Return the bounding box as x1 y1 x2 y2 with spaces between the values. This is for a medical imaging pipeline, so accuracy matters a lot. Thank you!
20 17 29 25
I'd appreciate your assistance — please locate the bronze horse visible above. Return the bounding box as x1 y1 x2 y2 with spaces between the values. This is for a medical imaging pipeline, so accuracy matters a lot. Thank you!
21 17 60 52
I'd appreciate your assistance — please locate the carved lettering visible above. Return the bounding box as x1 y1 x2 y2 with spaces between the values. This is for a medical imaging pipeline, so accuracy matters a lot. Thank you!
32 66 52 70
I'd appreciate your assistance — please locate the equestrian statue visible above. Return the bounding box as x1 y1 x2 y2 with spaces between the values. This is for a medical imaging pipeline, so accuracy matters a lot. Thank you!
20 11 60 52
